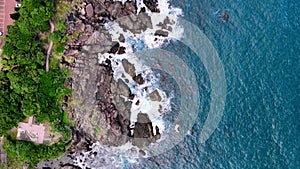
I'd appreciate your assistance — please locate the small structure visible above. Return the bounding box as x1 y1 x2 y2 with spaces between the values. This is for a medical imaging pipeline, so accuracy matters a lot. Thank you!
17 116 45 144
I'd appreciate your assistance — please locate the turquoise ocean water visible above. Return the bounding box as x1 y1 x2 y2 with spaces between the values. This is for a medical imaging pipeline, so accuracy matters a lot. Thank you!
126 0 299 168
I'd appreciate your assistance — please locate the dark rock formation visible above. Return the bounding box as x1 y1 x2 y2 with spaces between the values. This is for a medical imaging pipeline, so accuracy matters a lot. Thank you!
132 113 155 148
133 74 145 85
118 34 125 43
109 42 120 54
143 0 159 13
154 29 169 37
222 10 229 22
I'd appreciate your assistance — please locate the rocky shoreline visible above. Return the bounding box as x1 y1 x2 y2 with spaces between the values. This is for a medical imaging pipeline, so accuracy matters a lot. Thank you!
38 0 167 168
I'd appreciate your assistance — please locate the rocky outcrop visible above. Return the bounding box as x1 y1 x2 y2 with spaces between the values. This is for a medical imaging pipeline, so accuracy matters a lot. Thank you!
117 12 153 34
133 74 145 85
132 113 161 148
143 0 159 12
154 29 169 37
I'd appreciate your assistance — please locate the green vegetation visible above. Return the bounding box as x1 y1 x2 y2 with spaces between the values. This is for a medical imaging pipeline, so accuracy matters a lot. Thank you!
95 126 101 133
0 0 72 167
3 139 69 169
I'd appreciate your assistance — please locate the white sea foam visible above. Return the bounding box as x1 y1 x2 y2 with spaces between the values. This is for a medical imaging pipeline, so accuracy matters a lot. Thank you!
99 51 171 134
100 6 183 134
73 142 141 169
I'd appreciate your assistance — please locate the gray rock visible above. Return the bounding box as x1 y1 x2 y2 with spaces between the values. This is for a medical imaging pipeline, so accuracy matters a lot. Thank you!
121 59 136 77
138 12 153 29
132 113 154 148
149 90 162 101
84 31 112 54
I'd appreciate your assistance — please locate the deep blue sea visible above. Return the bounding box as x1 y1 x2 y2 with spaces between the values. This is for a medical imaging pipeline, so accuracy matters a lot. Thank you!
127 0 299 168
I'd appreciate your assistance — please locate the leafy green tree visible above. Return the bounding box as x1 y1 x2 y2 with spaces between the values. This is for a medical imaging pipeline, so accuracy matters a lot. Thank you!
56 21 66 32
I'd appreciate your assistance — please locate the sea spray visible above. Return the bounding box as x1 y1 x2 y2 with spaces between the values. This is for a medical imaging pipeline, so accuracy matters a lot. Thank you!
99 5 183 134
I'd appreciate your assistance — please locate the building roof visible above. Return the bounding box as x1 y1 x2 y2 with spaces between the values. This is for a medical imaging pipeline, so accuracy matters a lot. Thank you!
17 117 45 144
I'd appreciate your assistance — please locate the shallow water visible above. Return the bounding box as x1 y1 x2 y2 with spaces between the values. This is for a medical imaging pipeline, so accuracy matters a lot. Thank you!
125 0 299 168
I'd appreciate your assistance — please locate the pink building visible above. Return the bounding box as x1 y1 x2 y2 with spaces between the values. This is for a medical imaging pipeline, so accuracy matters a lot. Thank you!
17 116 45 144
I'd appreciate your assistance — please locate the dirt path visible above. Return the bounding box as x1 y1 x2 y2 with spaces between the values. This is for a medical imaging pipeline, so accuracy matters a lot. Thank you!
46 20 54 72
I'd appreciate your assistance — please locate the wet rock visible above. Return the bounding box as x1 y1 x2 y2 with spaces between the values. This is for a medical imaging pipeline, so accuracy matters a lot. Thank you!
154 29 169 37
154 133 161 140
135 100 140 105
109 42 120 54
133 74 144 85
122 59 136 77
149 90 162 101
132 113 154 148
154 126 161 140
143 0 159 12
118 16 135 32
118 34 125 43
117 46 126 54
163 16 172 25
222 10 229 22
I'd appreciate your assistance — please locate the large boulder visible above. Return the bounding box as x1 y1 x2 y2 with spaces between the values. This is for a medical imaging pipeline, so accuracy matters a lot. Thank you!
149 90 162 101
133 74 144 85
132 113 155 148
122 59 136 77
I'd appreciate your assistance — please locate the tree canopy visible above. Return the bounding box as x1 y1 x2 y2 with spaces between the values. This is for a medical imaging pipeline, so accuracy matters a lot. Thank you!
0 0 72 167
